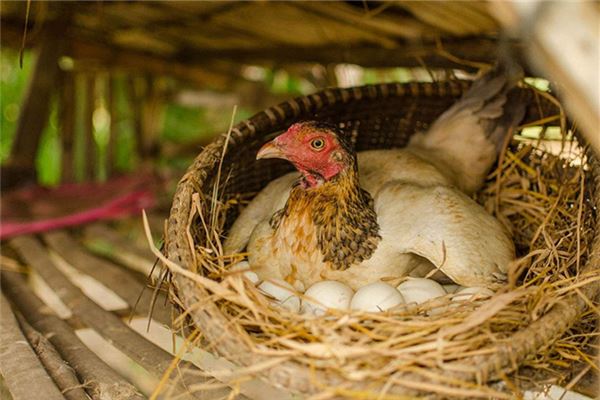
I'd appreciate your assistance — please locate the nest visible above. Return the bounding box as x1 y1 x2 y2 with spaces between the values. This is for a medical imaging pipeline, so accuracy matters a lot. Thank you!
164 81 600 398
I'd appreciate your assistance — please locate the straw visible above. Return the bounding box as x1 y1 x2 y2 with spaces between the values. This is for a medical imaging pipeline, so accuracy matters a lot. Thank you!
164 86 599 398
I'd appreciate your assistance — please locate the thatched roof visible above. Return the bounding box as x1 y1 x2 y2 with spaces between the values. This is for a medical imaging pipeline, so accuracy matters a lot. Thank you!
1 1 598 153
1 1 505 73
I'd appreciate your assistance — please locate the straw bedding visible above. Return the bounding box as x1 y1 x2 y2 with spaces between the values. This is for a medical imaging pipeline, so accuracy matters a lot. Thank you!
164 80 599 398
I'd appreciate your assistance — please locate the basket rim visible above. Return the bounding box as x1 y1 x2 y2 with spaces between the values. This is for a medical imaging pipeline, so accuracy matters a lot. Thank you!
165 80 600 395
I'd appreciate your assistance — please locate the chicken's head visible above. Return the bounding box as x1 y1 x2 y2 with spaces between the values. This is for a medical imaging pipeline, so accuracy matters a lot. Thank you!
257 121 354 187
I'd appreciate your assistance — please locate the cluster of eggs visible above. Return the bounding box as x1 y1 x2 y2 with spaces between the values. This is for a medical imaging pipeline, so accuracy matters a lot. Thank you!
232 262 494 316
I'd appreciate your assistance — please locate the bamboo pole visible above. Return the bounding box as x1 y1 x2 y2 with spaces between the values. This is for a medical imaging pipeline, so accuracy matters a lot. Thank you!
42 231 171 326
15 314 89 400
1 270 144 400
9 236 233 400
0 294 64 400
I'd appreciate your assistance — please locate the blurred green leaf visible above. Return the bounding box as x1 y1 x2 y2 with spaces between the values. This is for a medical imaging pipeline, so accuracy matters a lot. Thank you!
1 49 34 163
36 99 61 186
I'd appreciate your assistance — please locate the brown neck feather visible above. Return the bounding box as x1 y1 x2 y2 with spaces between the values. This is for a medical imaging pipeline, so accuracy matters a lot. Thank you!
270 161 381 270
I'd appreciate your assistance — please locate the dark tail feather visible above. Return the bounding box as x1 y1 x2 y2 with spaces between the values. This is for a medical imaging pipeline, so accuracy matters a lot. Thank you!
408 60 529 193
488 86 529 153
470 63 529 153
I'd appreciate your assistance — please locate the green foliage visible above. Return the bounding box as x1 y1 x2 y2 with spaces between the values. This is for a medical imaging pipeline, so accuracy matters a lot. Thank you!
0 49 33 163
161 104 253 144
524 77 551 92
363 68 413 84
161 104 212 144
111 77 137 173
35 100 62 186
159 104 253 170
265 69 313 95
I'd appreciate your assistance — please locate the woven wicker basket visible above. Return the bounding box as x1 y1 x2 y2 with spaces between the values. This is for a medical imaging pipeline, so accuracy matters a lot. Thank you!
165 81 600 396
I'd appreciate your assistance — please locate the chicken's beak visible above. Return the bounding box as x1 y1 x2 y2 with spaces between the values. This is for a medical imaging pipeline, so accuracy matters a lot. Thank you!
256 139 285 160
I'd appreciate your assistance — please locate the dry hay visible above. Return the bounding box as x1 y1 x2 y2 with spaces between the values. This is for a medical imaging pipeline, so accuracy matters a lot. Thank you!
158 91 600 399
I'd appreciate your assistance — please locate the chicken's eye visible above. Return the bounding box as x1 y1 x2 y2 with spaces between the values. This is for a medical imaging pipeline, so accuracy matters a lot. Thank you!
310 138 325 151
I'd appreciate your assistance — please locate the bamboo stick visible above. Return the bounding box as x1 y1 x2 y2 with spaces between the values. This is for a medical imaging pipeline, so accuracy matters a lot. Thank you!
42 231 171 326
0 294 64 400
1 270 144 400
15 313 89 400
9 235 233 400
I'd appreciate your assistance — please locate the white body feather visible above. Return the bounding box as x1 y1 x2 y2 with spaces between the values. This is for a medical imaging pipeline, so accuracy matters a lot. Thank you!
225 148 514 289
224 70 521 289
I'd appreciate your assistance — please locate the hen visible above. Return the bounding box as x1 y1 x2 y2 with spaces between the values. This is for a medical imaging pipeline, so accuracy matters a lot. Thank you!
224 68 526 290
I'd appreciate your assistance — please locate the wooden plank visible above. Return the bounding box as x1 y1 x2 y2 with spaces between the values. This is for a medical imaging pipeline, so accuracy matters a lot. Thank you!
0 294 64 400
42 231 172 326
10 25 64 174
15 314 89 400
9 236 233 400
1 270 144 400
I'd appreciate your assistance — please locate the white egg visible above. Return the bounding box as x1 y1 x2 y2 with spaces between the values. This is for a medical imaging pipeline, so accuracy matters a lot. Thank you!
258 279 300 312
292 280 305 292
452 286 494 302
301 280 354 316
442 284 461 294
230 261 260 285
350 281 405 312
396 278 447 305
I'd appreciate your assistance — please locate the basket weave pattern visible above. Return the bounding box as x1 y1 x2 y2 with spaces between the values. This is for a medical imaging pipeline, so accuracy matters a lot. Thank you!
166 81 600 395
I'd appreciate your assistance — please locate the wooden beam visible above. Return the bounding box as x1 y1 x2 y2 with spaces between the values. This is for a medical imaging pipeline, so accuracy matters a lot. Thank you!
10 25 65 173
